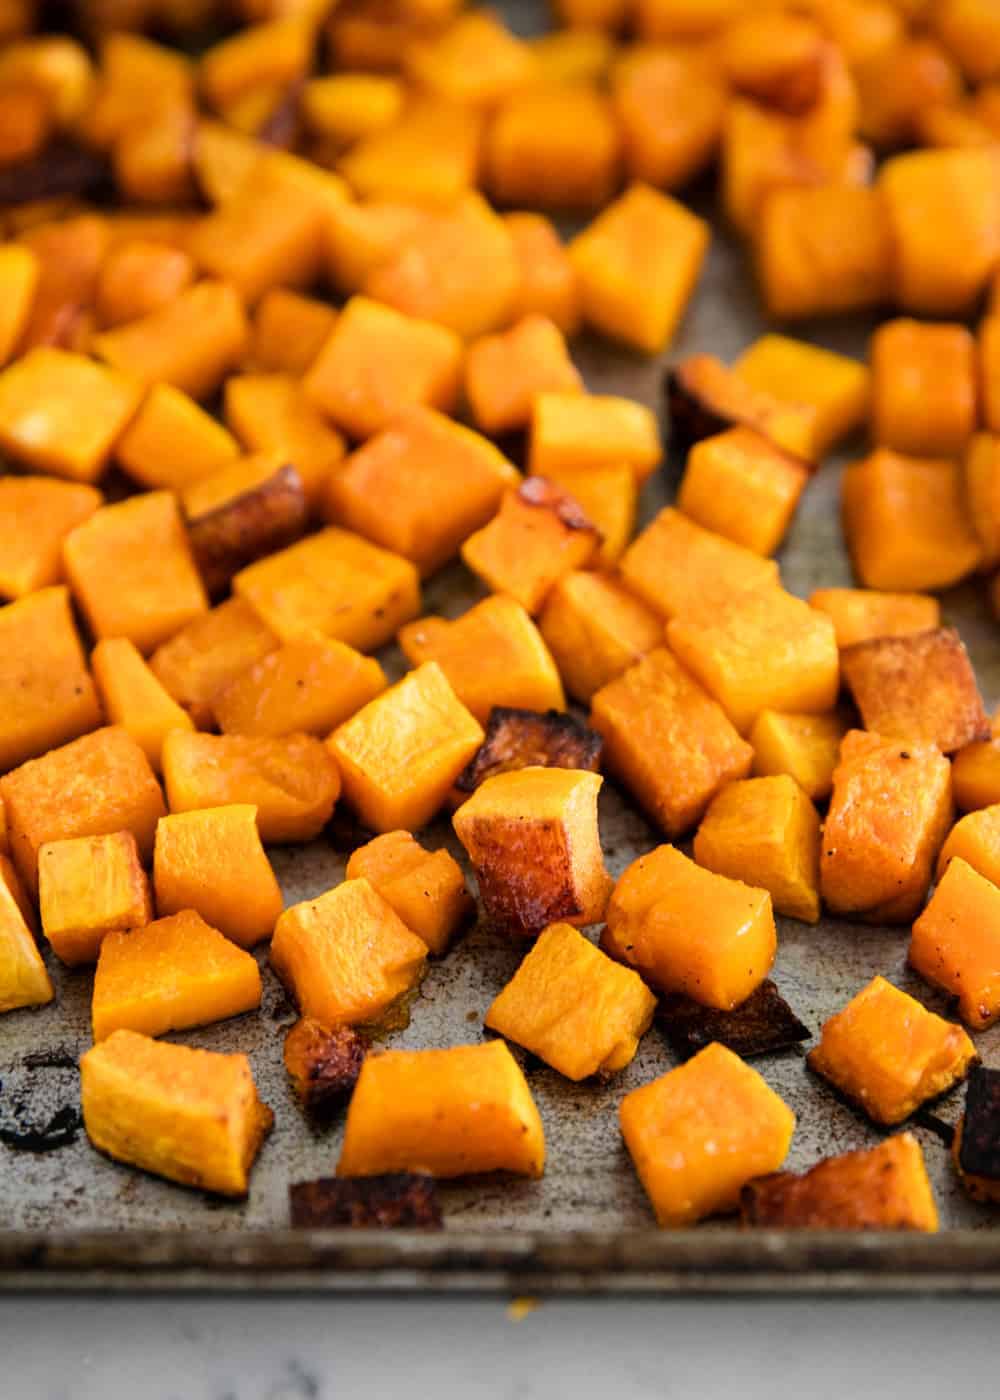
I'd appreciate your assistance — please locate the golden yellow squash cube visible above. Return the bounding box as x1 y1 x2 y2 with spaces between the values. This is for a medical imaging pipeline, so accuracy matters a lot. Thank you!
39 830 151 967
529 392 662 482
346 831 473 956
0 872 54 1014
938 805 1000 888
677 426 808 557
91 637 195 773
539 570 663 705
0 477 101 601
733 335 870 460
749 708 849 802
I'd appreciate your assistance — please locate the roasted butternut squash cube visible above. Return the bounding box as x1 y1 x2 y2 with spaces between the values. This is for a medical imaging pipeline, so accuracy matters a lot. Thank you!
529 392 662 483
485 82 620 211
95 240 194 330
911 857 1000 1031
933 0 1000 86
504 212 581 337
283 1019 366 1118
569 183 709 354
398 595 565 724
16 213 108 354
338 98 482 205
346 831 472 956
64 491 207 654
302 72 404 147
0 243 38 366
953 738 1000 813
667 351 818 462
234 527 420 652
324 198 430 297
871 319 977 458
635 0 752 41
150 598 278 730
678 427 808 557
749 708 849 802
271 877 426 1027
162 730 339 844
92 637 194 773
337 1039 545 1179
808 976 977 1125
404 11 535 105
952 1065 1000 1204
530 28 614 84
539 464 634 567
621 1042 794 1227
182 456 308 598
539 571 662 704
694 775 820 924
718 10 826 113
741 1134 939 1232
592 647 752 836
326 407 519 576
92 908 262 1042
808 588 940 648
841 628 988 756
733 336 870 460
250 289 337 379
0 477 100 601
199 16 312 111
214 638 386 739
821 731 952 922
486 920 655 1080
969 434 1000 576
842 450 981 591
225 373 346 510
115 382 239 492
603 844 776 1008
38 830 151 967
0 872 53 1014
0 586 101 773
613 44 725 192
939 806 1000 887
465 315 582 437
81 1029 272 1196
455 706 602 796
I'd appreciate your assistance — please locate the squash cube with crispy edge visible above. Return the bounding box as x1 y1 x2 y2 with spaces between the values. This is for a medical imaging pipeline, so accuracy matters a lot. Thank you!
337 99 482 206
115 383 239 493
539 571 663 705
80 1029 272 1197
733 336 870 460
150 598 279 731
326 407 519 577
603 844 775 1009
162 731 340 845
337 1040 545 1179
964 433 1000 568
657 979 809 1063
38 831 151 967
283 1019 366 1118
613 44 725 193
621 1043 795 1227
92 908 262 1042
677 427 808 557
289 1173 442 1229
822 731 953 922
871 319 977 458
504 212 581 337
529 392 662 483
485 82 621 211
910 857 1000 1031
346 831 473 956
0 586 102 773
224 373 347 511
154 805 284 950
303 296 463 443
953 1065 1000 1204
749 709 849 802
0 244 38 366
271 878 427 1028
329 662 483 833
486 921 656 1080
694 775 820 924
0 347 141 484
807 976 977 1126
455 707 602 796
0 874 53 1014
939 806 1000 887
741 1134 939 1232
251 289 337 378
213 638 386 739
808 588 941 649
667 588 839 736
0 478 101 600
461 479 602 616
453 767 610 937
541 463 636 567
465 315 583 437
841 628 989 756
666 352 818 462
404 12 536 106
398 595 565 725
234 527 420 653
91 637 194 774
569 182 709 354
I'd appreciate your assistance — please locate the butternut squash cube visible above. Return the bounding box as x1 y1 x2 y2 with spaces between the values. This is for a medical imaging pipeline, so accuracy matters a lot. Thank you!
453 767 610 936
234 527 420 652
808 588 940 648
749 708 849 802
92 907 262 1042
64 491 208 654
486 920 655 1080
162 730 339 844
0 347 141 483
529 392 662 483
115 382 239 492
620 1042 795 1227
38 830 151 967
821 731 953 922
17 213 108 354
603 844 775 1008
214 638 386 739
95 240 194 330
678 427 808 557
613 45 725 192
530 29 614 85
225 373 346 510
0 477 100 601
569 183 709 354
504 211 581 337
325 199 432 295
302 72 404 147
338 98 482 205
405 11 534 104
912 857 1000 1029
465 315 582 437
953 738 1000 813
283 1019 366 1119
733 336 870 460
539 571 662 705
485 82 620 211
346 830 473 956
808 976 977 1125
871 319 977 458
0 586 102 772
150 598 278 731
0 873 53 1014
0 243 38 366
92 637 194 773
337 1039 545 1179
181 456 308 598
718 10 826 113
933 0 1000 83
398 595 565 724
455 707 602 796
635 0 753 41
966 432 1000 568
271 877 426 1027
939 806 1000 887
250 288 337 380
80 1029 272 1196
667 351 818 462
326 407 519 576
199 17 312 112
841 450 981 592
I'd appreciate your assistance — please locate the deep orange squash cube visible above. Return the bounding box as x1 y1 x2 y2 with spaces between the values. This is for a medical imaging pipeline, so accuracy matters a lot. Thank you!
539 570 662 705
938 805 1000 888
0 478 101 600
749 708 849 803
225 373 346 510
404 11 535 106
733 335 870 460
953 738 1000 813
465 315 582 436
541 463 637 567
485 82 620 211
0 243 38 367
95 240 194 330
39 830 151 967
149 598 278 731
529 392 662 482
250 289 337 378
808 587 940 648
213 638 386 739
677 427 808 557
302 72 405 148
115 382 239 492
346 831 473 956
504 212 581 337
337 98 482 205
965 432 1000 567
613 44 725 192
911 857 1000 1031
92 637 195 773
871 318 977 458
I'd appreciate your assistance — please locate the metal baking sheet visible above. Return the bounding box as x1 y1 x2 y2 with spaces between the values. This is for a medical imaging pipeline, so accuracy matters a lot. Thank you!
4 13 1000 1290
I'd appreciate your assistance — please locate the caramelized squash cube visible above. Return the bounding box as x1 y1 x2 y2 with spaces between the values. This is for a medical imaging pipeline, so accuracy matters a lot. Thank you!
871 319 977 458
346 830 473 956
911 857 1000 1031
225 373 346 510
38 830 151 967
529 392 662 482
504 211 581 337
182 456 308 597
283 1019 366 1118
0 477 100 601
808 976 977 1125
455 706 602 796
953 1065 1000 1203
214 638 386 738
718 10 826 114
620 1042 794 1227
465 315 582 436
150 598 278 730
338 98 482 205
938 805 1000 886
92 637 194 773
485 82 620 211
95 240 194 329
808 587 940 648
749 708 848 802
733 335 870 460
678 427 808 557
251 289 337 378
613 45 725 192
858 36 962 149
658 978 809 1064
115 382 239 492
541 463 636 567
289 1170 441 1229
666 351 818 462
0 871 53 1014
539 570 662 704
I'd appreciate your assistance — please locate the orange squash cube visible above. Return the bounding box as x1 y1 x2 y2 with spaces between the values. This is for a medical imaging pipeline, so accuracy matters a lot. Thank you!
981 318 1000 436
199 16 312 111
613 45 725 192
953 739 1000 813
213 638 386 739
150 598 278 730
569 183 709 354
404 11 535 105
858 36 961 149
324 199 433 295
821 731 953 922
721 97 817 242
486 921 656 1080
338 98 482 205
326 407 519 576
302 72 405 147
635 0 751 40
733 335 870 461
225 373 347 510
530 28 614 84
92 637 194 772
667 351 818 462
465 315 582 436
842 450 981 591
398 595 566 724
808 587 940 648
346 830 473 956
337 1040 545 1179
0 872 53 1014
539 570 662 704
0 243 38 366
591 648 753 838
871 319 977 458
911 857 1000 1030
250 288 337 377
677 427 808 557
485 82 620 210
808 976 977 1125
271 877 427 1027
933 0 1000 84
304 295 463 441
115 382 239 492
938 805 1000 887
749 708 850 802
504 211 581 337
529 392 662 482
621 1043 795 1226
541 463 637 567
95 240 194 329
718 10 827 112
16 214 109 354
0 586 102 773
38 830 151 967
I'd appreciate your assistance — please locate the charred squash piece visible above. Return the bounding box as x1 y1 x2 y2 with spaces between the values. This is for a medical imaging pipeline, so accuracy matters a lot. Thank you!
345 831 473 956
953 1066 1000 1204
182 455 308 597
39 830 151 967
283 1018 366 1118
455 707 602 795
666 352 815 462
289 1172 442 1228
657 979 809 1063
911 857 1000 1030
